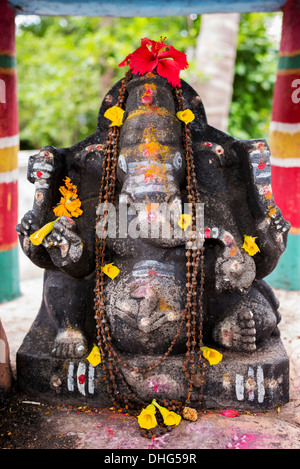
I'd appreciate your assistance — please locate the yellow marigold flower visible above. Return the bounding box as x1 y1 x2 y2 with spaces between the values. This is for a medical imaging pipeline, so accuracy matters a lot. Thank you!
64 176 77 192
53 178 83 218
29 218 60 246
104 106 125 127
178 214 191 231
101 263 120 279
268 207 277 217
137 404 158 430
242 235 260 256
53 196 83 218
201 346 223 366
152 399 181 427
86 344 101 367
53 203 70 217
58 178 78 198
176 109 195 125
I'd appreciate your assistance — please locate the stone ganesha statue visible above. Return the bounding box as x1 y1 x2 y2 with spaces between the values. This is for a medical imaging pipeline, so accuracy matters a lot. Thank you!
16 39 290 410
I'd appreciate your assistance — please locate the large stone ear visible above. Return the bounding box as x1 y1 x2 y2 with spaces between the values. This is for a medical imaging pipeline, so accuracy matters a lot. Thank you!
179 79 208 136
96 78 125 134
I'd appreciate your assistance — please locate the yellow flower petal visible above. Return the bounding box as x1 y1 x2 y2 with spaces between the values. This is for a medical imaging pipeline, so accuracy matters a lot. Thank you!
176 109 195 125
53 204 71 217
53 177 83 219
86 344 101 367
178 214 191 231
104 106 125 127
201 346 223 366
242 235 260 256
101 263 120 279
137 404 158 429
65 198 83 217
29 218 60 246
152 399 181 427
63 176 78 192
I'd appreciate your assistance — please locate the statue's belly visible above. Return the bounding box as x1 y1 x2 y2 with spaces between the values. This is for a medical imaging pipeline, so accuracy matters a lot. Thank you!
104 257 188 355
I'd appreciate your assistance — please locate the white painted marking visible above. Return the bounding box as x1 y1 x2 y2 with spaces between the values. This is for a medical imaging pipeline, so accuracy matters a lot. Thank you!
235 373 244 401
0 134 19 149
34 171 51 179
248 366 255 401
257 365 265 403
33 162 53 171
270 156 300 168
0 169 18 184
255 171 271 179
77 362 86 396
67 362 74 392
88 363 95 394
118 154 127 173
173 152 182 169
34 181 49 189
270 121 300 134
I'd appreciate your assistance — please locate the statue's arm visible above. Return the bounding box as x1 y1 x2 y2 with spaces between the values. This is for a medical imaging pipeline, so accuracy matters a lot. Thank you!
39 144 104 278
16 146 65 269
231 139 291 278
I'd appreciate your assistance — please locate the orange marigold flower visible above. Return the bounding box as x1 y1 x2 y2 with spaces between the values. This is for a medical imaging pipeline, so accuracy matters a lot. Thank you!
53 178 83 218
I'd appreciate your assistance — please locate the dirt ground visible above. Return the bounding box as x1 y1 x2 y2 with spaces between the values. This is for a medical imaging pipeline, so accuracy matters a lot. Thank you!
0 388 79 449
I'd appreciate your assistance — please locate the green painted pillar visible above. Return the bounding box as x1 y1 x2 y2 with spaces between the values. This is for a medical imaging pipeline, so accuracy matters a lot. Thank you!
0 0 20 302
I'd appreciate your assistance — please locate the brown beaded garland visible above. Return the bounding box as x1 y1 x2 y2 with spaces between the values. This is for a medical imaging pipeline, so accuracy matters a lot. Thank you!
93 73 206 437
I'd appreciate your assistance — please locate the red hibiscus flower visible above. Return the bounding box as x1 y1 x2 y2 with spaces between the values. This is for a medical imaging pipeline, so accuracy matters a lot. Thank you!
119 37 188 88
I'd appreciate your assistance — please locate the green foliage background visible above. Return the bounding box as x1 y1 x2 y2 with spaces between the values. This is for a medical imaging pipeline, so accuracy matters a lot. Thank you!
15 13 280 149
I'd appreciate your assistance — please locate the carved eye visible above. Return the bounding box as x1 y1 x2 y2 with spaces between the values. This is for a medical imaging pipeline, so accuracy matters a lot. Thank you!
173 152 182 170
118 154 127 173
215 145 224 155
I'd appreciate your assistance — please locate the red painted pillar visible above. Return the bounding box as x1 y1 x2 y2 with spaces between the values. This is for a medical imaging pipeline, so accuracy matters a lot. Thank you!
268 0 300 290
0 0 20 302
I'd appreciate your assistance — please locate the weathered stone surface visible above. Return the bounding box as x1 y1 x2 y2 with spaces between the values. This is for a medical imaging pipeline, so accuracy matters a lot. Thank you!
17 327 288 411
16 72 290 410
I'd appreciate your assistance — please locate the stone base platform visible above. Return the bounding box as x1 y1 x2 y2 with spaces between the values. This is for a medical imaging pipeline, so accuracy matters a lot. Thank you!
17 325 289 411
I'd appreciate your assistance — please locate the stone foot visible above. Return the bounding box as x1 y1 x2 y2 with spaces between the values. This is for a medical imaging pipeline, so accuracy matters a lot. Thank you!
51 329 87 358
212 310 256 352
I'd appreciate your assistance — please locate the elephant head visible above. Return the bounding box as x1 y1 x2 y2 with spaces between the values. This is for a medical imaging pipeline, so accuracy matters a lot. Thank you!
115 74 191 247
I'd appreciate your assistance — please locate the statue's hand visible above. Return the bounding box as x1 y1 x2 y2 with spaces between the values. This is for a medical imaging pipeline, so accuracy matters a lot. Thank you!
16 210 40 238
256 210 290 253
215 252 256 295
45 216 83 265
16 210 54 268
27 146 64 222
